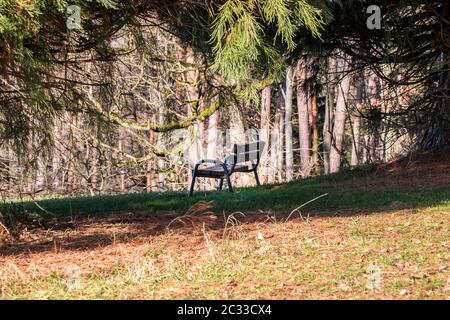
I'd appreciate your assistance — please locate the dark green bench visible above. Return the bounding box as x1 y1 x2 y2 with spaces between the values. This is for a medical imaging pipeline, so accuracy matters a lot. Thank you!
188 141 266 196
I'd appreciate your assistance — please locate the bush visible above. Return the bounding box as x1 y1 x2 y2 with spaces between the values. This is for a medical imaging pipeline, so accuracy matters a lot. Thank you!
0 204 44 243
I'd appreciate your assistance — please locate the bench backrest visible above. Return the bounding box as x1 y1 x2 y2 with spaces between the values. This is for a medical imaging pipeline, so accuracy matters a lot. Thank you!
229 140 265 165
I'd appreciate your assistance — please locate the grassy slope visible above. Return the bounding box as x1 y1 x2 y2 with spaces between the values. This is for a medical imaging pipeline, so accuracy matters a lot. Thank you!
1 159 449 300
15 168 450 217
4 207 448 299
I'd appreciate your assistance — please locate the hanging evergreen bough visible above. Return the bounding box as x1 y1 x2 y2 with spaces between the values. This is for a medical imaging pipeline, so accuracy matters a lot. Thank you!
0 0 327 152
210 0 326 83
0 0 212 149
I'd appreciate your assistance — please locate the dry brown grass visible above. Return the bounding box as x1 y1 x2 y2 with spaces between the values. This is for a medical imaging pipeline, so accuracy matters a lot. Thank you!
0 204 448 299
1 152 448 299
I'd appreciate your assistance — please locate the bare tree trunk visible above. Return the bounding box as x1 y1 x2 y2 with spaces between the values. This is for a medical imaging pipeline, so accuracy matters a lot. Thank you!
146 128 155 193
296 58 311 177
158 109 166 191
277 87 285 182
90 141 98 194
270 118 279 183
367 72 380 162
284 66 294 181
206 108 220 188
25 131 34 194
145 156 153 193
260 85 272 183
230 105 250 186
323 56 336 174
207 109 219 160
379 77 389 162
185 46 201 190
52 119 62 192
329 57 352 173
67 114 76 194
118 139 126 192
351 70 364 166
8 147 17 194
271 94 283 183
310 79 319 174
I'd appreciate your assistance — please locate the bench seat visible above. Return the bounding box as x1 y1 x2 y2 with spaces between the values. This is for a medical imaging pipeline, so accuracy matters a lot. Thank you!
188 140 265 196
196 164 251 178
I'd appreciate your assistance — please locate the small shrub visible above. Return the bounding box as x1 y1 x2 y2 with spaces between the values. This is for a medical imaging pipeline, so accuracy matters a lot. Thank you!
0 204 44 243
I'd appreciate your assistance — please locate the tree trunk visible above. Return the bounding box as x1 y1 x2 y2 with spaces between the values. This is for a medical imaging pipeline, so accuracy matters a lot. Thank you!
271 89 284 183
296 58 311 177
351 70 364 166
234 105 252 186
323 56 336 174
206 107 220 188
260 85 272 183
367 71 380 162
329 57 352 173
310 79 319 174
207 108 219 160
90 141 98 194
67 114 76 194
284 66 294 181
277 86 285 182
185 46 201 190
158 109 166 191
118 138 126 192
146 127 155 193
52 118 62 192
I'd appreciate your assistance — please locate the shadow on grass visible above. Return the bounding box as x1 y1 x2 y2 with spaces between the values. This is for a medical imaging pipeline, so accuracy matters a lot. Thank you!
2 152 449 259
14 176 450 218
1 192 448 258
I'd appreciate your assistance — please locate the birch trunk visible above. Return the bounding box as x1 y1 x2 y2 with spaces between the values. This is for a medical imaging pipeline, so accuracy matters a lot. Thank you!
329 57 352 173
284 66 294 181
310 81 319 174
323 56 336 174
277 87 285 182
296 58 311 177
351 70 364 166
260 85 272 183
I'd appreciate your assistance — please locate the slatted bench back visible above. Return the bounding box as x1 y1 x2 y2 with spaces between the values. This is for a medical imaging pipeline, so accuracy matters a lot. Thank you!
230 140 265 164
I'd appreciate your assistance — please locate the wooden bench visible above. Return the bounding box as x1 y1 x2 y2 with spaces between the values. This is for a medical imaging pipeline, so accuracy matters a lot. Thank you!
188 141 266 196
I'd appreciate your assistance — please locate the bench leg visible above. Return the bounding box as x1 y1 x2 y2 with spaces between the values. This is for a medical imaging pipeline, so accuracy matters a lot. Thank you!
254 169 261 186
217 178 224 191
188 172 196 197
225 174 233 192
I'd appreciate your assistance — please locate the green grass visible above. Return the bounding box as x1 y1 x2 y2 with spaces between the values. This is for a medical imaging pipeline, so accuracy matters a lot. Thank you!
1 167 449 300
2 207 448 299
7 169 450 217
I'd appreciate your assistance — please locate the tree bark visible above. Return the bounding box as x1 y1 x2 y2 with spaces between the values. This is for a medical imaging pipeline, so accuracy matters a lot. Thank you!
277 86 285 182
207 108 219 160
271 88 284 183
296 58 311 177
146 127 155 193
284 66 294 181
67 114 76 194
260 85 272 183
351 69 364 166
118 138 126 192
323 56 336 174
310 77 319 174
329 57 352 173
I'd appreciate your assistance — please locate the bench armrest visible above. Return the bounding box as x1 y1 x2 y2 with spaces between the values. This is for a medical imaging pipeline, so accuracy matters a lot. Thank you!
193 159 224 171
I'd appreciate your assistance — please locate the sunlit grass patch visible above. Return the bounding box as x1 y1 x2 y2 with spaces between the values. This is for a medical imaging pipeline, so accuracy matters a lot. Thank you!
1 205 448 299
